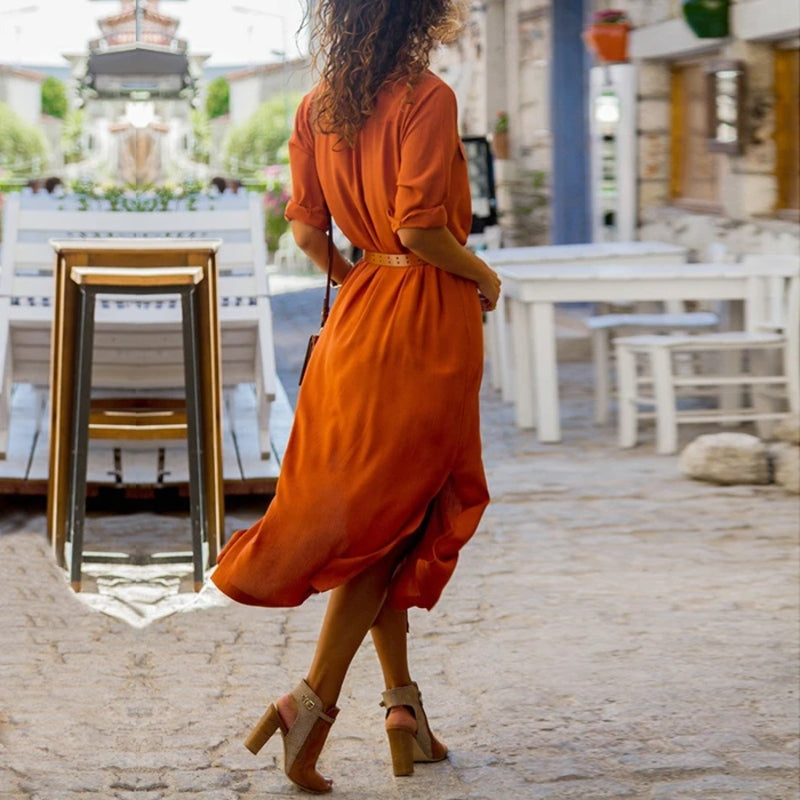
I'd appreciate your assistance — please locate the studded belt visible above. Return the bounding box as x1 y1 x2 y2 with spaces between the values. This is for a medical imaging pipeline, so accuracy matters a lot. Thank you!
364 251 427 267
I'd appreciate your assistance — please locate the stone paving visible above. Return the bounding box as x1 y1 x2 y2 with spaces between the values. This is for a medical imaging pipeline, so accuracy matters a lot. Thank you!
1 275 799 800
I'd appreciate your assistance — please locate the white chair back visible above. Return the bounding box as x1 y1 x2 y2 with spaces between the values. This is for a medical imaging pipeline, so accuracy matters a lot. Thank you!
1 192 269 299
743 261 799 413
741 254 800 332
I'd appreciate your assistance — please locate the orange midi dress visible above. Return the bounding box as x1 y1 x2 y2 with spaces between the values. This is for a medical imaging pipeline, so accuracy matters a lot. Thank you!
211 71 489 611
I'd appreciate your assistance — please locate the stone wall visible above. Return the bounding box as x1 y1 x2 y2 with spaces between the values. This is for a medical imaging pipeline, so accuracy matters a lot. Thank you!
444 0 798 252
639 207 800 261
597 0 800 255
503 1 552 245
433 0 553 246
637 61 671 211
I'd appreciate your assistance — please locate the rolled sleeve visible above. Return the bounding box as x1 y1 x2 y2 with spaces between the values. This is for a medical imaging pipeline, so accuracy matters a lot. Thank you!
392 205 448 230
286 94 330 231
390 82 462 232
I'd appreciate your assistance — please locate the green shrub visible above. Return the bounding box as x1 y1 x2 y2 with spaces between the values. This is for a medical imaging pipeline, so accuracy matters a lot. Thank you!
205 76 230 119
0 103 49 172
224 93 300 175
191 109 211 164
61 108 85 164
41 76 68 119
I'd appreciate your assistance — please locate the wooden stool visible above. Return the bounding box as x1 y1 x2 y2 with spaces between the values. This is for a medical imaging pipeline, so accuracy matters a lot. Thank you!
47 240 224 592
68 266 206 591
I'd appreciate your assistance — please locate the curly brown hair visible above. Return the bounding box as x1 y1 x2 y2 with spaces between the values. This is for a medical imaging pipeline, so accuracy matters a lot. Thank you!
310 0 465 146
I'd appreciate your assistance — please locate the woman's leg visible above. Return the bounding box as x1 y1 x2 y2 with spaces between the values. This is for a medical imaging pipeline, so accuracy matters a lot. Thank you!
370 603 411 689
304 545 405 709
371 598 448 772
265 546 407 793
369 509 431 690
370 603 417 744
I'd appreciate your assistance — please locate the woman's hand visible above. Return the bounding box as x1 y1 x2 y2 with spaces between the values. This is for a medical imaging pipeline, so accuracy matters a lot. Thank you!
477 265 501 311
397 226 503 311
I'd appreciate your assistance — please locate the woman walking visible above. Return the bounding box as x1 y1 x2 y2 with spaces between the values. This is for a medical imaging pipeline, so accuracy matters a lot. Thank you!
211 0 501 793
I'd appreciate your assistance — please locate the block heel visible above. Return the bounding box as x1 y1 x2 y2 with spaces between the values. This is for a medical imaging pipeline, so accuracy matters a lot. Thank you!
244 703 281 754
381 682 448 776
386 727 415 776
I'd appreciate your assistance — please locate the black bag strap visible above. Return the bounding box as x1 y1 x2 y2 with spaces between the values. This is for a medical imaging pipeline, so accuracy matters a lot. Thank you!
320 218 334 328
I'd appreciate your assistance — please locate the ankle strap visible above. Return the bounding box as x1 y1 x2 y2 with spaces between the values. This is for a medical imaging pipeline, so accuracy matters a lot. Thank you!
380 681 422 711
293 679 338 725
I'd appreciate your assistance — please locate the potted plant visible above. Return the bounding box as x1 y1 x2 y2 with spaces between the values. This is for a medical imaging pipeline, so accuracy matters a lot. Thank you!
492 111 510 159
681 0 729 38
583 9 630 63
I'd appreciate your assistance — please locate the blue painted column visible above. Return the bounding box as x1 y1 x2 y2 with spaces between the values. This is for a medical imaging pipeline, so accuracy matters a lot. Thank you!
550 0 591 243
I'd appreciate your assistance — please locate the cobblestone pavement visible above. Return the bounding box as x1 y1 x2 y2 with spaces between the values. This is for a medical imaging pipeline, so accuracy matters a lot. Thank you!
1 275 798 800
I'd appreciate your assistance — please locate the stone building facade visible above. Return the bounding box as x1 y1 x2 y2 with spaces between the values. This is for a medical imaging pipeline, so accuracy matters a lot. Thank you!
624 0 799 258
441 0 799 256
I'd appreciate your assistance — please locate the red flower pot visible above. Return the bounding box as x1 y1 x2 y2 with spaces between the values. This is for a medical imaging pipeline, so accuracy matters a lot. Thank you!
583 23 629 63
492 131 510 160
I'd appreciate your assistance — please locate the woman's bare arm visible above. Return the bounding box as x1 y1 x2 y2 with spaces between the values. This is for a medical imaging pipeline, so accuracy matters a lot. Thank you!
291 220 353 285
397 226 501 311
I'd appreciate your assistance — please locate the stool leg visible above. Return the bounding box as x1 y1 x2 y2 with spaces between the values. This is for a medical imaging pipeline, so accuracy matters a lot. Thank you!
181 287 207 591
67 287 97 592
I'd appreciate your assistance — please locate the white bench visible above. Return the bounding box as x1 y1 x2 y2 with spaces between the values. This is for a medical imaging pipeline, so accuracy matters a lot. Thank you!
0 191 278 461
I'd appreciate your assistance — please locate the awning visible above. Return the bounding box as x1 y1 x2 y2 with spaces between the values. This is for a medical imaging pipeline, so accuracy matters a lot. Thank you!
82 44 193 99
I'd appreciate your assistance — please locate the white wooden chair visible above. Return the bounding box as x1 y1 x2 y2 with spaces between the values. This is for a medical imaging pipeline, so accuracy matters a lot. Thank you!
0 191 278 460
587 303 719 424
615 257 800 454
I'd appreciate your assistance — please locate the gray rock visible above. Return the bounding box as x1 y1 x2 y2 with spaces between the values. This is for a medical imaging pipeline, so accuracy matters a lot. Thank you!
680 432 770 485
772 442 800 494
771 412 800 444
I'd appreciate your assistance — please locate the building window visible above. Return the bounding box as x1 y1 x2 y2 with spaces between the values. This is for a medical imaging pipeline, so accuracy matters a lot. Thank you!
669 60 721 211
774 47 799 219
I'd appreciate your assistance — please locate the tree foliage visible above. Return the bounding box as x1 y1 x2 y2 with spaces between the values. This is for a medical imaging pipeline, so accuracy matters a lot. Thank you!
191 108 211 164
205 76 230 119
41 76 68 119
61 109 85 164
0 103 49 170
191 108 211 163
223 93 300 174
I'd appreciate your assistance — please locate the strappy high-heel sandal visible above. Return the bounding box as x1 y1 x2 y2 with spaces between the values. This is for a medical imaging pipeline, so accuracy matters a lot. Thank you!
244 679 339 794
380 682 448 777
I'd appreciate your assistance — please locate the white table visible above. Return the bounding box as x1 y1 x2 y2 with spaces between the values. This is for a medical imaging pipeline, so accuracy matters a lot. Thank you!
484 241 688 268
483 242 688 404
489 259 773 442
